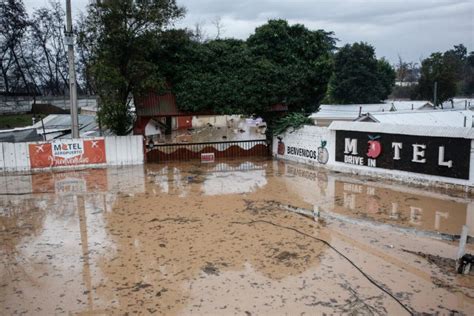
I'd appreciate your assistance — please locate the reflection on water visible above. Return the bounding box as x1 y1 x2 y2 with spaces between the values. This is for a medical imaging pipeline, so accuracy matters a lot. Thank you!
1 160 473 314
0 166 146 315
333 180 470 234
280 161 473 236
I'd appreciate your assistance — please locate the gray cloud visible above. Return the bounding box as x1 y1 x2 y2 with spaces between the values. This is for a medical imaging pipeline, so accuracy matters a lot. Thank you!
23 0 474 63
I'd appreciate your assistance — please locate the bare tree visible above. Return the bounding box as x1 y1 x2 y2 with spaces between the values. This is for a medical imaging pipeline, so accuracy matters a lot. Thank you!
192 20 208 43
396 54 408 83
29 1 69 96
0 0 37 95
211 16 225 39
75 12 96 95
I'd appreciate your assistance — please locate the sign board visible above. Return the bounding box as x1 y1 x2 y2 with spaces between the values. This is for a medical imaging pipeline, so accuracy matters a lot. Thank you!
277 140 329 165
29 138 107 169
201 153 215 163
335 130 470 180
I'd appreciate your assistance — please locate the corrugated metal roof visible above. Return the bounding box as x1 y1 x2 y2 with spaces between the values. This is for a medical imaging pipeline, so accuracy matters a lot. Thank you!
329 121 474 139
441 98 474 110
33 114 96 130
385 100 434 110
311 101 433 121
0 127 42 142
32 114 99 138
357 110 473 127
0 115 104 142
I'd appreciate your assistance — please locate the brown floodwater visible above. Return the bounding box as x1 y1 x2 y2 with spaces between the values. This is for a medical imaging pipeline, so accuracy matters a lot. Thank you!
1 159 473 315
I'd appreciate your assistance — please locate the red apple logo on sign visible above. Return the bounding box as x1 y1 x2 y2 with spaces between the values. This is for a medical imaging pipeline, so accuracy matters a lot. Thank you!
367 135 382 159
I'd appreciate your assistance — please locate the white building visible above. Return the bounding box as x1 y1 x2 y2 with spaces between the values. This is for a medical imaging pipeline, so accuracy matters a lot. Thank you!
355 110 474 128
311 101 434 127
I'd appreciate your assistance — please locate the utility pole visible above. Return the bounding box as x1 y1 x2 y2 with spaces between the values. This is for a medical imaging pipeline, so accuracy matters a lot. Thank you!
65 0 79 138
434 81 439 109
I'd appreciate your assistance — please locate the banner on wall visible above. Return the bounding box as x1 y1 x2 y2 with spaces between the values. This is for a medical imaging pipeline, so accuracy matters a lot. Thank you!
28 138 107 169
335 130 470 180
277 139 329 165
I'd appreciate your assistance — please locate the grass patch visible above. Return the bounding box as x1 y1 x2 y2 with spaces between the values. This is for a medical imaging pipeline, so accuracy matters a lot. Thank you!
0 114 36 129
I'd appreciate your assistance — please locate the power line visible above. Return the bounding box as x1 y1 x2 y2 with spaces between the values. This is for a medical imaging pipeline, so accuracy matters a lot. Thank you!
232 219 414 315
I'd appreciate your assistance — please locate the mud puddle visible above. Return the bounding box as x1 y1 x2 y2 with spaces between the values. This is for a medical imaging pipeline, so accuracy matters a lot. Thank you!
1 160 473 315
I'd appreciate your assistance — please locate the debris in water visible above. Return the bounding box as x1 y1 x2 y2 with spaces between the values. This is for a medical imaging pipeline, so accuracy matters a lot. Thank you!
202 263 220 276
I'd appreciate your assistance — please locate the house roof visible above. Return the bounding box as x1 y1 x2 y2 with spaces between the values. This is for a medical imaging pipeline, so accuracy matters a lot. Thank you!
329 121 474 139
0 127 42 143
310 101 434 121
384 100 434 111
0 115 109 142
440 98 474 111
356 110 473 128
32 114 98 136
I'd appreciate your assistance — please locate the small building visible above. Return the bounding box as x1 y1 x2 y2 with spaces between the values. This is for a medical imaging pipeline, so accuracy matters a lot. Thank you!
134 91 283 143
311 101 434 127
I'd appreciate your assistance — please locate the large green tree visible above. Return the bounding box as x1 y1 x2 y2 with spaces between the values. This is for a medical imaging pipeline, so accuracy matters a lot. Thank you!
417 52 457 105
173 20 336 117
377 58 396 99
416 44 474 103
328 42 395 104
174 39 255 114
461 52 474 96
80 0 184 135
247 20 336 114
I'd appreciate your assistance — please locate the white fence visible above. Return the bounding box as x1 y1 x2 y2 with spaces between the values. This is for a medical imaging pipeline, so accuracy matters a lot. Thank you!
0 135 144 173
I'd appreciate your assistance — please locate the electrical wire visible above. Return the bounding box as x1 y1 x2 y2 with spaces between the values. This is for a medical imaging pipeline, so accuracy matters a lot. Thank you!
232 219 414 316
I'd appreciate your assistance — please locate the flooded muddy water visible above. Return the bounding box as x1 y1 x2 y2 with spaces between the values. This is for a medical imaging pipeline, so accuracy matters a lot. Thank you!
1 160 473 315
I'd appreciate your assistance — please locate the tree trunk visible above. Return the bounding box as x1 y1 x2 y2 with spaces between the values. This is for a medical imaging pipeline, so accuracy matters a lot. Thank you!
10 47 30 95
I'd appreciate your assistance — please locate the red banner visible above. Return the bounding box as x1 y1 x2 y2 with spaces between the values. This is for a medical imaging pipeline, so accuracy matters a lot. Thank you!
29 139 107 169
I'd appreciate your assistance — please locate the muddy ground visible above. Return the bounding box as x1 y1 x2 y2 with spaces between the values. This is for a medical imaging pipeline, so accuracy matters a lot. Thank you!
1 159 473 315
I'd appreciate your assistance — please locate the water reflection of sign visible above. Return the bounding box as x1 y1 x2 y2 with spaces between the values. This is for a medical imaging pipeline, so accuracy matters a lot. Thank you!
286 165 318 181
335 180 468 235
55 178 87 194
29 139 107 169
201 153 215 163
31 169 108 194
335 130 470 179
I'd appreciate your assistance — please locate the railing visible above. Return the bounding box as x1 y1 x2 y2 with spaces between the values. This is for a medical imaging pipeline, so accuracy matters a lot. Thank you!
146 139 271 162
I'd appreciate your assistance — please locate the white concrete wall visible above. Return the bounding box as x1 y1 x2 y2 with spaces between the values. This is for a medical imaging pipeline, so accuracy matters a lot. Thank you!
104 136 144 166
273 125 332 167
273 124 474 190
0 135 144 173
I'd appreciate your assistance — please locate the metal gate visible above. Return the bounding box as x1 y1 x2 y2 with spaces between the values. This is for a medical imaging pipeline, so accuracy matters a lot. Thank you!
146 139 271 162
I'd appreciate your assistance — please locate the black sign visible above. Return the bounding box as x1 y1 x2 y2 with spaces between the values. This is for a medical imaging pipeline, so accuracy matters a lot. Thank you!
335 130 471 180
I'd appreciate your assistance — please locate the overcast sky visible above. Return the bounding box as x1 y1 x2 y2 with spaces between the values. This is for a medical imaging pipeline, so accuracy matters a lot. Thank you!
24 0 474 64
